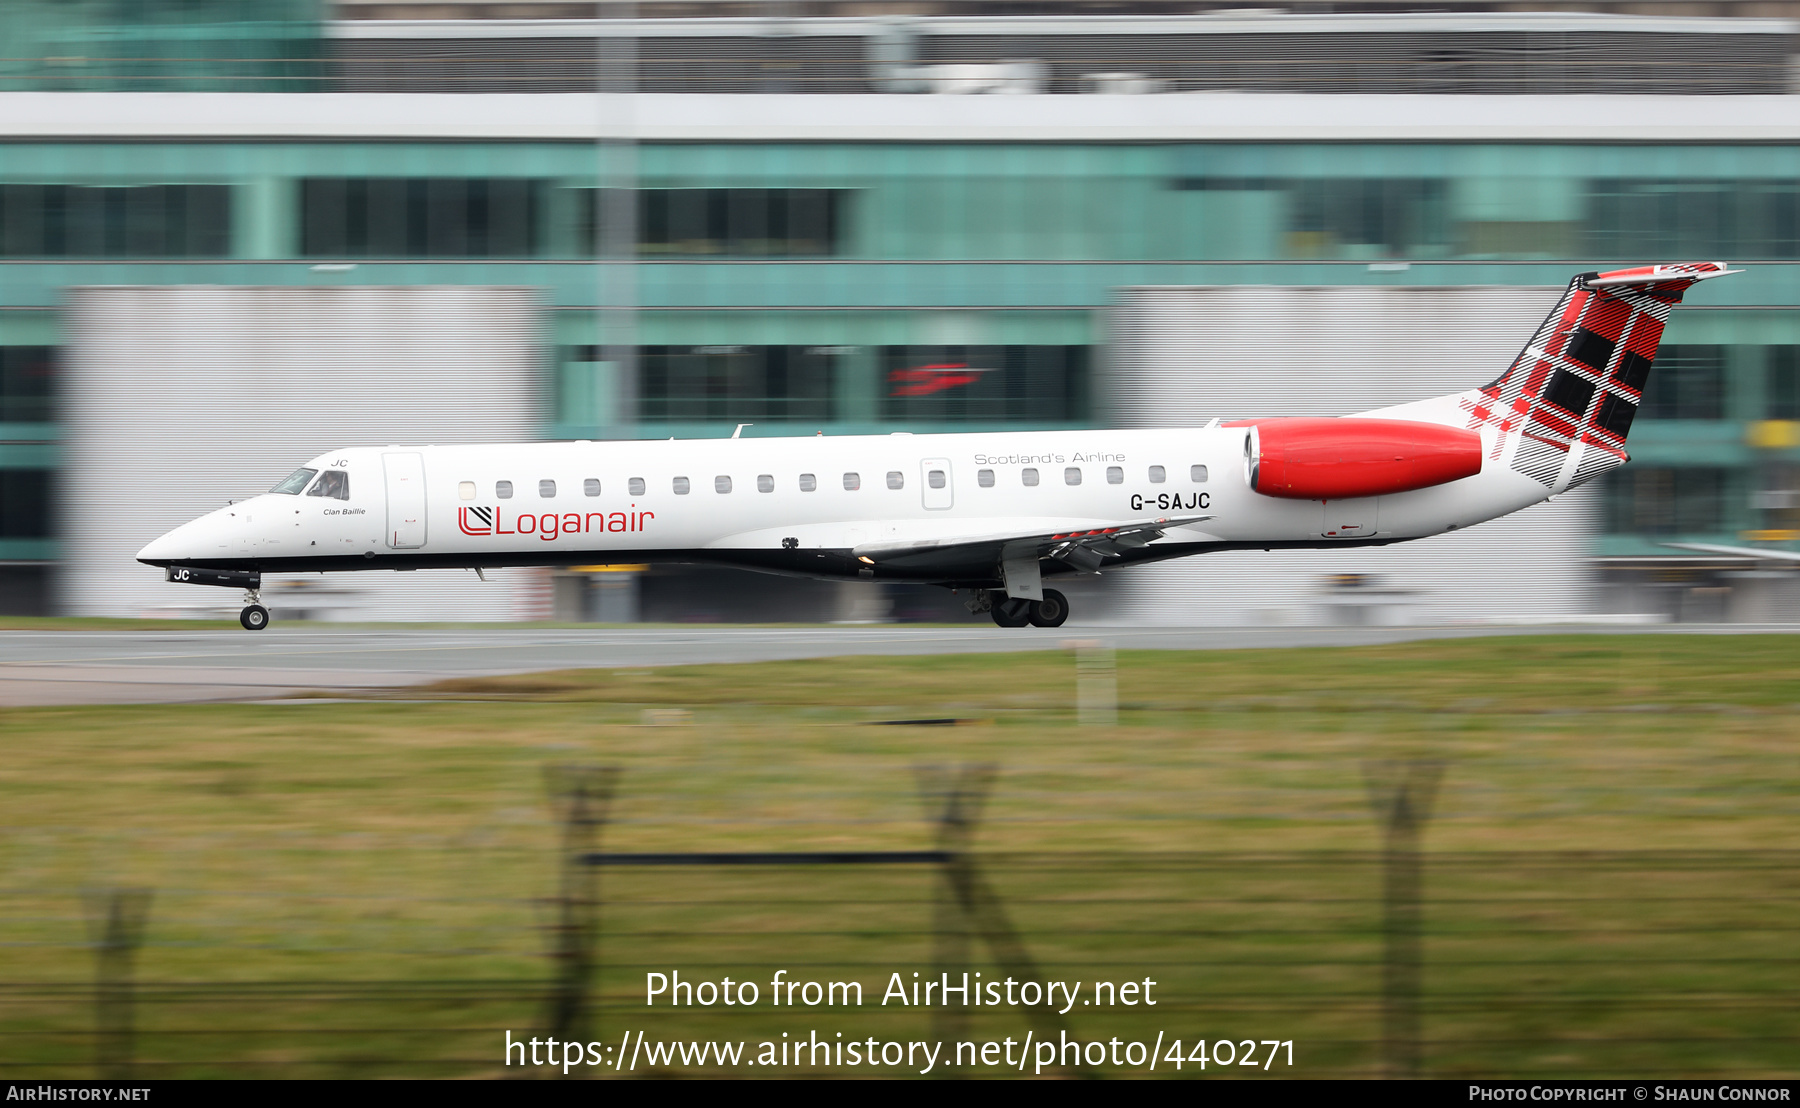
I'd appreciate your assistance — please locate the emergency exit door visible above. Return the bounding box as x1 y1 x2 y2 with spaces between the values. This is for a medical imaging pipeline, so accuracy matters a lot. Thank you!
383 452 427 549
921 458 953 510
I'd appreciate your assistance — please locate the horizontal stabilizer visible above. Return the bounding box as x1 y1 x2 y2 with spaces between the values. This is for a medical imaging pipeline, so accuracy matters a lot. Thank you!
1661 542 1800 563
1583 263 1741 289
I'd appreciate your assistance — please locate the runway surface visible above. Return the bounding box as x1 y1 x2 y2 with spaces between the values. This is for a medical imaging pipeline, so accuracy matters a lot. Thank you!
0 622 1791 707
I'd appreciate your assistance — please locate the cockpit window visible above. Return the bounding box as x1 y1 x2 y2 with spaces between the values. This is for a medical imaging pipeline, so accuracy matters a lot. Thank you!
306 470 350 500
270 467 317 495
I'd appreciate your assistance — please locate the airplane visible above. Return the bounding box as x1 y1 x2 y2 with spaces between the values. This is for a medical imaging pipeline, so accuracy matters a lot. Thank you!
137 261 1737 631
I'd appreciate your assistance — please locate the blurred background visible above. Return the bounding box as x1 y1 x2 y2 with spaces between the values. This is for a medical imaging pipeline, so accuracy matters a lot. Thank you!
3 7 1799 1081
1 0 1799 623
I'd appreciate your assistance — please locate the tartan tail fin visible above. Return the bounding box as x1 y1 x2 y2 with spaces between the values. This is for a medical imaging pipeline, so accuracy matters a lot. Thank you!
1474 262 1738 489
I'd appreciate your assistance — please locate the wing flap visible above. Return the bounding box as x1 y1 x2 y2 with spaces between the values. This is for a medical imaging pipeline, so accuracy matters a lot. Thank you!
853 514 1212 572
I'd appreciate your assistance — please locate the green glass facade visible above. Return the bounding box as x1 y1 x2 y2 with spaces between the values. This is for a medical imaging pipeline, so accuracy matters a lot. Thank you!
0 0 324 93
2 137 1798 565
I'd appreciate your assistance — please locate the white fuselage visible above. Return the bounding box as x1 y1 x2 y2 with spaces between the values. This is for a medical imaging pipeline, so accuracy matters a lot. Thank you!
137 416 1552 584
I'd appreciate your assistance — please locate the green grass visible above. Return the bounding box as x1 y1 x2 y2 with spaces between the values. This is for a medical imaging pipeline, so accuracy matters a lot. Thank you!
1 635 1797 1078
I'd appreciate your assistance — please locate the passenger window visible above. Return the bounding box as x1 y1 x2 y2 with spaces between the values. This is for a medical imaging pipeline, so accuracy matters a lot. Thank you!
307 470 350 500
1106 466 1123 484
673 476 690 495
978 469 995 487
844 472 861 491
1148 466 1165 484
1022 468 1039 487
539 479 556 498
715 475 732 493
459 481 476 501
584 478 601 497
1065 467 1082 486
496 480 513 499
270 467 316 495
799 473 817 492
757 474 774 493
928 469 946 489
886 471 904 490
1191 465 1209 483
629 477 645 496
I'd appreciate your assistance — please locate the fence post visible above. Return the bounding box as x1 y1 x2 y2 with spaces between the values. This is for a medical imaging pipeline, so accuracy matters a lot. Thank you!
84 888 152 1080
918 763 990 1064
918 763 1067 1074
1067 639 1118 727
1364 759 1443 1080
544 765 620 1052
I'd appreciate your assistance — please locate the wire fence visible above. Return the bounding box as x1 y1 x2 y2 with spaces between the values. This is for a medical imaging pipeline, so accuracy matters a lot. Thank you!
2 762 1796 1078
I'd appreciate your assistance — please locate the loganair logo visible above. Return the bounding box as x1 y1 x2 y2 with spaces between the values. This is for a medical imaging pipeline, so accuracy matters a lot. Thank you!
458 505 654 541
888 363 993 398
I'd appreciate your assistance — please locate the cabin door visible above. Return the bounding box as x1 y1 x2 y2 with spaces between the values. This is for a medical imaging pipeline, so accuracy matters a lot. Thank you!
383 452 427 549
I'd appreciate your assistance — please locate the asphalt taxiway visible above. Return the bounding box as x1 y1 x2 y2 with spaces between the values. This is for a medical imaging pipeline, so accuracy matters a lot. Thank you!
0 622 1789 707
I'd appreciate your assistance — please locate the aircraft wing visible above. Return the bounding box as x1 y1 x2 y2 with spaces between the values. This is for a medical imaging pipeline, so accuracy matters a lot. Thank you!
852 514 1213 574
1662 542 1800 562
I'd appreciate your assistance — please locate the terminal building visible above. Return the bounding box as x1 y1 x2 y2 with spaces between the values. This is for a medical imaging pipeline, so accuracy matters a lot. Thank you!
3 1 1799 623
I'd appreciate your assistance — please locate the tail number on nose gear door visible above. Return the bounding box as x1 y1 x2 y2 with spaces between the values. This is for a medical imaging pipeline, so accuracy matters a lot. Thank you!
1131 493 1209 512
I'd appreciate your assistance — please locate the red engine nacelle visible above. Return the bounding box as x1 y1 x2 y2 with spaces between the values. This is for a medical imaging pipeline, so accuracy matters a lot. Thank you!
1244 417 1483 501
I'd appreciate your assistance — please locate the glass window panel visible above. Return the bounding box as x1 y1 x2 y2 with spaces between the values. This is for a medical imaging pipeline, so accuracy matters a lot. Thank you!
572 188 847 256
886 471 904 490
0 470 52 538
539 479 556 498
425 178 467 257
638 345 837 424
496 480 513 499
367 178 409 257
0 347 55 422
307 470 350 500
459 481 476 500
1107 466 1123 484
715 475 732 493
1149 466 1166 483
757 474 774 493
978 468 995 487
629 477 645 496
584 478 601 497
1640 345 1726 420
879 345 1089 423
1022 468 1039 486
799 473 816 492
1065 466 1082 485
1769 347 1800 420
1605 467 1730 535
843 472 860 491
673 476 690 495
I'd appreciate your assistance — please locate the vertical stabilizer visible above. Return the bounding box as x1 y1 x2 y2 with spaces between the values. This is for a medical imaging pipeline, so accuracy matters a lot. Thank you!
1469 262 1738 490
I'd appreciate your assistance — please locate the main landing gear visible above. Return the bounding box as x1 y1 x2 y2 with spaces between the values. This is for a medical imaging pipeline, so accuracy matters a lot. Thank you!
972 588 1069 629
240 589 269 632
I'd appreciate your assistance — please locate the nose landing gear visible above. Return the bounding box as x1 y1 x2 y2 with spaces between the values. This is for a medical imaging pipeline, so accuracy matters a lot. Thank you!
240 589 269 632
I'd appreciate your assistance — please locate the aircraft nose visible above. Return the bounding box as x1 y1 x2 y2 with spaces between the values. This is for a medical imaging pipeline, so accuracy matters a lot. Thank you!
137 514 220 565
136 526 185 565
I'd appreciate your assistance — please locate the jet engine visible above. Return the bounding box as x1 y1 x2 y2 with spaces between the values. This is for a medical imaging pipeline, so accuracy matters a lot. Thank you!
1243 418 1483 500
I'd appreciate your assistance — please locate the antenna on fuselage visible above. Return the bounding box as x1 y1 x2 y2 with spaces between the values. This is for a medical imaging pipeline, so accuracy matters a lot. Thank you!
733 424 753 439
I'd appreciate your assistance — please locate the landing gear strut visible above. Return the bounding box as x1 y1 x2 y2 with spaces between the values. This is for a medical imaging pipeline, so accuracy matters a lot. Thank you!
240 589 269 632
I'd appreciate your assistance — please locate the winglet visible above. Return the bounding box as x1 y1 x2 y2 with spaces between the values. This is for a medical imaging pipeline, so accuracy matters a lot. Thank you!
1662 541 1800 563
